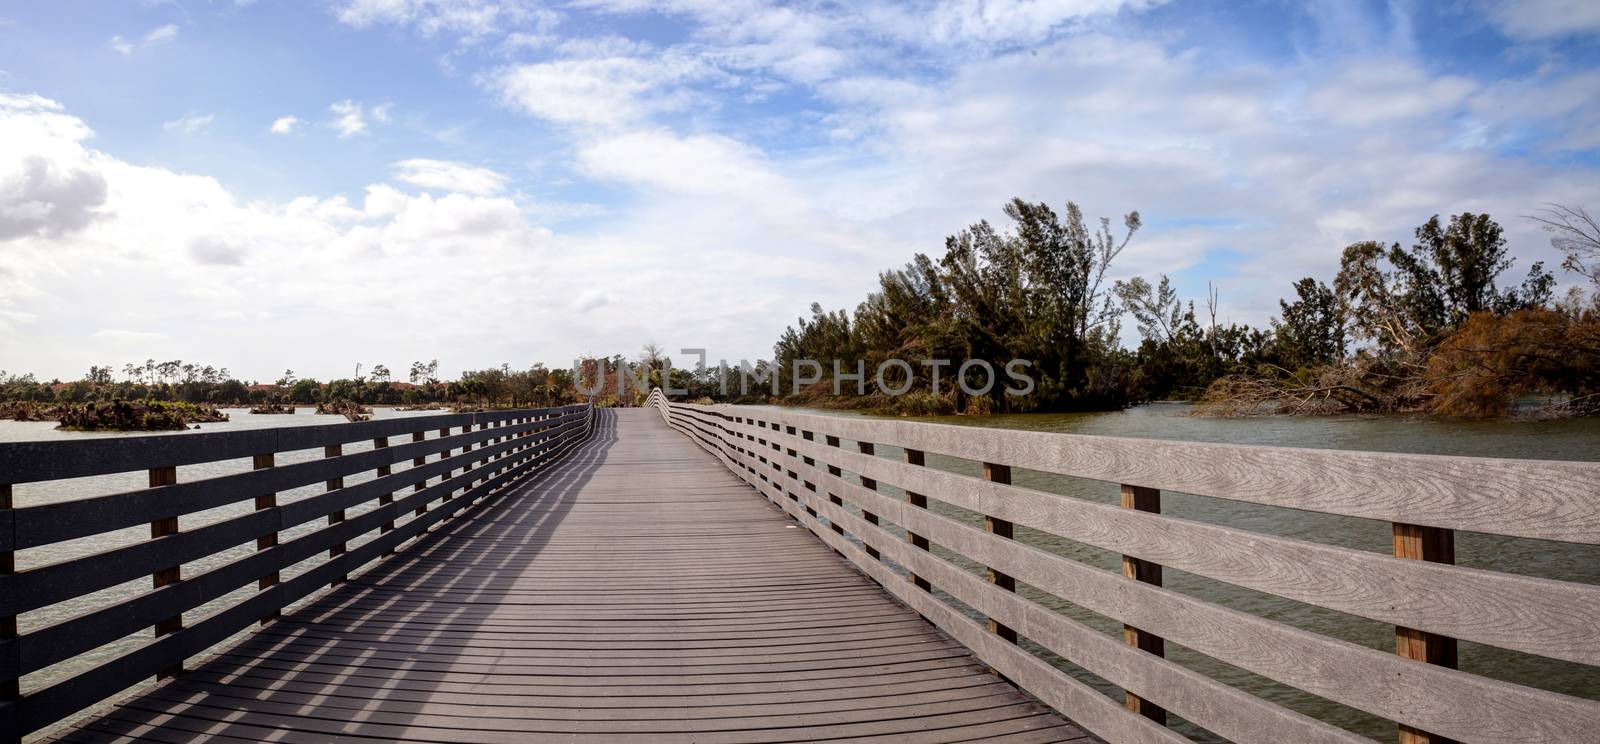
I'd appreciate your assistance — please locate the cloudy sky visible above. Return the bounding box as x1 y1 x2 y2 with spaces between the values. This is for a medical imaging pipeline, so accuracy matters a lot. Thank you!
1 0 1597 382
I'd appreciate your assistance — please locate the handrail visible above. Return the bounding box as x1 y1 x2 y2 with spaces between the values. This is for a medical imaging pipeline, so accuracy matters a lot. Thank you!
647 389 1600 744
0 403 593 740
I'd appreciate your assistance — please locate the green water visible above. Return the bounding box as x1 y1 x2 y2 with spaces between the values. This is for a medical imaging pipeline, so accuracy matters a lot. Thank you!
806 403 1600 742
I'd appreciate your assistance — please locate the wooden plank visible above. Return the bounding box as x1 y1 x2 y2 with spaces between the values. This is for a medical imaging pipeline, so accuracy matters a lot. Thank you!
1395 522 1458 744
0 481 14 716
859 441 880 561
9 414 567 550
904 447 933 593
413 429 429 517
771 460 1368 744
323 443 345 586
375 436 394 555
10 410 590 739
0 406 584 485
682 402 1600 544
148 465 181 680
671 423 1177 744
982 462 1018 655
47 407 1073 744
253 452 279 626
748 431 1600 743
1120 484 1166 726
704 410 1600 666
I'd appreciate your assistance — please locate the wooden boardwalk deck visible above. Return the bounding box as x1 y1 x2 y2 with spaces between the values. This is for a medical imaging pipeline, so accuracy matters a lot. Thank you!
53 408 1082 743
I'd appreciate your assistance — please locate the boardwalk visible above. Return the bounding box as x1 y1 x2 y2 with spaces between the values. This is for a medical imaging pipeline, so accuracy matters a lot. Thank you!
53 409 1081 743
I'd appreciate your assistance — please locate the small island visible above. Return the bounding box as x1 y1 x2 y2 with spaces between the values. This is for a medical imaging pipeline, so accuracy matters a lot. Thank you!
55 401 228 431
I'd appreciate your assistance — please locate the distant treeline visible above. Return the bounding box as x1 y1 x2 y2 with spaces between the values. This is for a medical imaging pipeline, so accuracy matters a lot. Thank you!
0 359 589 410
760 199 1600 418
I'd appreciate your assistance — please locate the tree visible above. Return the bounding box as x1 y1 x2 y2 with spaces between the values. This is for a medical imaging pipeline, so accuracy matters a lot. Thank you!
1337 213 1535 356
409 359 440 386
1427 309 1600 417
289 378 322 404
1272 278 1345 369
1414 213 1511 324
277 369 297 386
371 364 391 383
1115 276 1183 345
1529 203 1600 289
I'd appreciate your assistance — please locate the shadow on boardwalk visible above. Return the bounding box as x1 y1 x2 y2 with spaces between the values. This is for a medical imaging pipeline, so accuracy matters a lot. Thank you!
54 408 1078 743
57 409 618 742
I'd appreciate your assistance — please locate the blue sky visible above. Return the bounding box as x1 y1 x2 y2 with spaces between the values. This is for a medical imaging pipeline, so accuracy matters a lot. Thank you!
1 0 1598 381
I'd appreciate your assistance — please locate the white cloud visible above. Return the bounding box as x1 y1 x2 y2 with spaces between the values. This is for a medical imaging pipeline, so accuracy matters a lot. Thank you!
0 94 107 241
1484 0 1600 41
333 0 560 41
269 116 300 134
9 2 1600 378
571 289 611 312
143 24 179 45
329 100 371 137
162 112 215 134
0 95 579 379
576 130 783 197
489 55 712 127
392 158 509 196
1307 60 1476 128
109 24 180 56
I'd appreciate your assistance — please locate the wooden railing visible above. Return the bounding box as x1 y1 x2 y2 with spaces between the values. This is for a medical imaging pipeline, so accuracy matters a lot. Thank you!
0 403 591 740
648 390 1600 744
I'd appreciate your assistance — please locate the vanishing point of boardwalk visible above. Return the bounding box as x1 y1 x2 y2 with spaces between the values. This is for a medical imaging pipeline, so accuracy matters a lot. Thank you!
54 409 1081 743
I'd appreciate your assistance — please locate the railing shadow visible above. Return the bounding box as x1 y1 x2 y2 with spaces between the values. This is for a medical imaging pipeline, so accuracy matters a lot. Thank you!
72 408 620 742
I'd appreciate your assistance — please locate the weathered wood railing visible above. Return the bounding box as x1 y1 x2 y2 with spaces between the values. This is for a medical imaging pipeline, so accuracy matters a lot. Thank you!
0 403 591 740
649 389 1600 744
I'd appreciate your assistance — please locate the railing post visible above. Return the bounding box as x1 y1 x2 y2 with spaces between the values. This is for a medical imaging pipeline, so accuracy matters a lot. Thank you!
982 463 1018 651
149 465 182 679
324 444 345 586
412 430 428 517
857 442 880 561
253 453 279 624
798 431 815 506
438 427 451 502
1120 484 1167 725
1 483 16 703
375 436 394 555
469 421 483 487
903 449 931 592
1394 522 1458 744
822 436 842 530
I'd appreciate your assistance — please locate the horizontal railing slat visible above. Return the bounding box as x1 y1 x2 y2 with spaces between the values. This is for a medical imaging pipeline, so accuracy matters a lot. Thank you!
684 406 1600 667
653 395 1600 744
4 508 279 617
734 425 1600 742
2 413 582 618
0 403 591 739
659 407 1191 744
10 411 575 548
699 416 1367 744
19 435 548 677
693 403 1600 544
0 406 584 485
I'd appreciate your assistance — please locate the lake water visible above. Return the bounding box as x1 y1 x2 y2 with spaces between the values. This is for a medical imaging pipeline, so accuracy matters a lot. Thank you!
799 403 1600 742
4 404 1597 742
